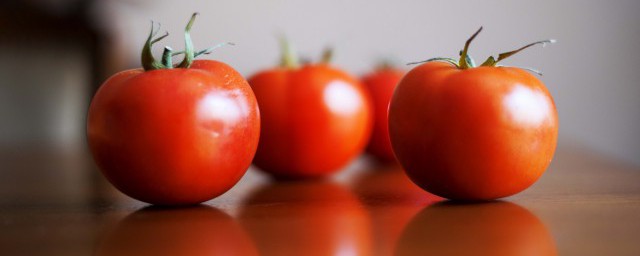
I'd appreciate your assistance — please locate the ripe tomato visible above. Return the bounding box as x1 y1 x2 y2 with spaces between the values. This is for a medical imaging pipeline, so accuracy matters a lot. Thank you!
87 14 260 205
249 42 372 178
389 28 558 200
361 65 404 162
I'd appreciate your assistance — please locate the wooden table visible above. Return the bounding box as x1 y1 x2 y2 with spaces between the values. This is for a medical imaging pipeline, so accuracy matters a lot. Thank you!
1 146 639 255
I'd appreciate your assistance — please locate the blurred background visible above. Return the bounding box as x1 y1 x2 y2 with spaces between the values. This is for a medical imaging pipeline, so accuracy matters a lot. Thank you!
0 0 638 204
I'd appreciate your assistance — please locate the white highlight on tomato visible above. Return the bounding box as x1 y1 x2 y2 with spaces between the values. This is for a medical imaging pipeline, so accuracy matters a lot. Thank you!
197 89 249 137
324 80 362 115
503 85 552 126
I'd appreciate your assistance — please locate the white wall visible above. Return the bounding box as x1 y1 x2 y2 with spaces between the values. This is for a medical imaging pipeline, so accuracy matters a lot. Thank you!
98 0 640 166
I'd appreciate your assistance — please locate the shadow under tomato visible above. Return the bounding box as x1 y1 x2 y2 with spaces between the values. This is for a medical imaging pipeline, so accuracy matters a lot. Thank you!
238 180 372 256
95 205 257 256
395 201 557 256
349 164 443 256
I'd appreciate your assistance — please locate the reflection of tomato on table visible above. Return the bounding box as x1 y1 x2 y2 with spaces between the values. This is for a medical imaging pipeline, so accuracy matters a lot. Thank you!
351 165 442 256
96 206 258 256
396 201 556 256
239 181 372 256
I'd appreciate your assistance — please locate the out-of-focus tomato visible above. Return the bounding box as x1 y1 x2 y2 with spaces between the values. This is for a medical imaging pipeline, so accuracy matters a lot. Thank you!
361 65 405 162
249 41 372 178
96 206 258 256
239 181 371 256
389 27 558 200
396 202 557 256
87 14 260 205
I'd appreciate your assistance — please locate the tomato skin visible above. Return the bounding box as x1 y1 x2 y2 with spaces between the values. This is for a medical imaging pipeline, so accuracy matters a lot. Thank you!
249 64 372 178
362 68 405 162
87 60 260 205
389 61 558 200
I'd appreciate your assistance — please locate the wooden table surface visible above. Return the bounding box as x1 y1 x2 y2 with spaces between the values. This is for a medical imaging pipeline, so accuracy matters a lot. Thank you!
1 146 639 256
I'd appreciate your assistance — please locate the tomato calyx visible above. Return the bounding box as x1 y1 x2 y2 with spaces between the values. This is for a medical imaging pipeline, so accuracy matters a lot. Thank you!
279 36 300 69
408 27 556 75
458 26 483 69
320 47 334 64
279 36 335 69
141 13 234 71
374 59 397 71
479 38 556 73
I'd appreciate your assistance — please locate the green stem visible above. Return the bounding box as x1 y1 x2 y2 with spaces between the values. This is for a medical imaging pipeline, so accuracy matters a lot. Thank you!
459 27 482 69
194 42 235 57
320 47 333 64
171 42 235 58
460 50 476 68
280 36 299 68
406 27 554 76
407 57 459 67
139 13 233 71
161 46 173 67
376 59 395 70
480 39 557 66
176 13 198 68
141 22 170 71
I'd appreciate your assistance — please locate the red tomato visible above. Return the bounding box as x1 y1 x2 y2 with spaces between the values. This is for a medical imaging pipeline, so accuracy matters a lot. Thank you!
389 28 558 200
249 46 372 178
361 66 404 162
87 14 260 205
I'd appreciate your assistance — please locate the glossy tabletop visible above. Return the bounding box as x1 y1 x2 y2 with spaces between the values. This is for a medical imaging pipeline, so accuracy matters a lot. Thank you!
1 146 639 256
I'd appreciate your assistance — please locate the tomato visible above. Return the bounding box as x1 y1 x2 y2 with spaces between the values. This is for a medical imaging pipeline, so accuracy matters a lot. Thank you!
249 42 372 178
396 202 556 255
96 206 258 256
361 65 404 162
87 14 260 205
239 181 371 256
389 27 558 200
